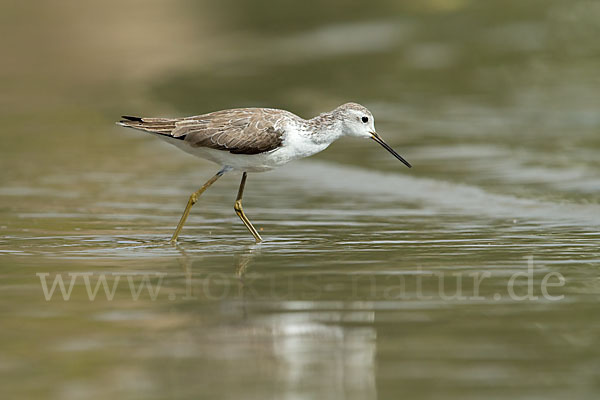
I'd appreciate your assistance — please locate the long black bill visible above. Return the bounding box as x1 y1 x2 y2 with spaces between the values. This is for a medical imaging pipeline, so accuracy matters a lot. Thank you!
370 132 412 168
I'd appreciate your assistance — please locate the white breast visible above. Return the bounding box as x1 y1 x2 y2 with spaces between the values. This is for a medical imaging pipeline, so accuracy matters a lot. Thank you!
153 122 332 172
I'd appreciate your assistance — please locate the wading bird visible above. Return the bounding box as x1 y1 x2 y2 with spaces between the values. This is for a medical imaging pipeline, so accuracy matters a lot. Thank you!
118 103 411 243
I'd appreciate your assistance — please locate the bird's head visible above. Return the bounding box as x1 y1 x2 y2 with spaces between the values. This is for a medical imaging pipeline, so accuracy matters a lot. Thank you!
335 102 412 168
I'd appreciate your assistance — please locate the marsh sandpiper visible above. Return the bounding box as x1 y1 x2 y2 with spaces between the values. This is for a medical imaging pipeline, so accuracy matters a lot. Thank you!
118 103 411 243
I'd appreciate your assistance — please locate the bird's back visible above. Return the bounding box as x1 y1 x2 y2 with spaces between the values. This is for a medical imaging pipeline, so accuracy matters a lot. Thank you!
118 107 302 155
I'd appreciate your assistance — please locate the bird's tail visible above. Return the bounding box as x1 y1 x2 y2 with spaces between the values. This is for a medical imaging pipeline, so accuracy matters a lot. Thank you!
116 115 178 136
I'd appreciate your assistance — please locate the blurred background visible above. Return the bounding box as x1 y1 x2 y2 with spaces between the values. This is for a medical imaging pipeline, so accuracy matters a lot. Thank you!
1 0 599 399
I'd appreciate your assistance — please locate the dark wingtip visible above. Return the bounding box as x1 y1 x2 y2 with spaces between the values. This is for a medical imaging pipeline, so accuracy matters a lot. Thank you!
121 115 143 122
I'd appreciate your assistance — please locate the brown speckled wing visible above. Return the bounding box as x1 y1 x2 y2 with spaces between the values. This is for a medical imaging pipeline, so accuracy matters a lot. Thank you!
179 108 286 155
119 108 286 155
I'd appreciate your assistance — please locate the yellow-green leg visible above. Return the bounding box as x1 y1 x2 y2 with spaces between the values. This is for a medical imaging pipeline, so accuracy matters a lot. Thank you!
170 169 225 244
234 172 263 243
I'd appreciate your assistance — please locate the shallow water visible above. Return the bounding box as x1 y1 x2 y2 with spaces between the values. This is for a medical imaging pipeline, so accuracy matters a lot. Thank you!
1 0 599 399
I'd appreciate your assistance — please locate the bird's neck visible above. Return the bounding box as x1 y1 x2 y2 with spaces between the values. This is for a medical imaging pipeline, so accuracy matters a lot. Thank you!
304 111 344 145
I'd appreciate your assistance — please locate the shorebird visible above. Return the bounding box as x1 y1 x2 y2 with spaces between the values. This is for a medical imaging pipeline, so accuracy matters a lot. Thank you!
117 103 411 243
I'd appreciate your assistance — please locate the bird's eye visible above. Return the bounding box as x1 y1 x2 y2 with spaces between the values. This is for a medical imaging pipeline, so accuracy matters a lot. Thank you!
361 116 369 123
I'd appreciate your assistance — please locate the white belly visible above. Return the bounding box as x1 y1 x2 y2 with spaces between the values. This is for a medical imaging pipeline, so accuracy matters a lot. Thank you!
155 129 330 172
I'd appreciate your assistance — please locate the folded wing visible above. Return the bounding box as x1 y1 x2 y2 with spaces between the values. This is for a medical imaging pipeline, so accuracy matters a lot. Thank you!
118 108 285 155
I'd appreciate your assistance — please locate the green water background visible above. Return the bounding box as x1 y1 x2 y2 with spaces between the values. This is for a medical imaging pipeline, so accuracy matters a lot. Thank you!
1 0 599 399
